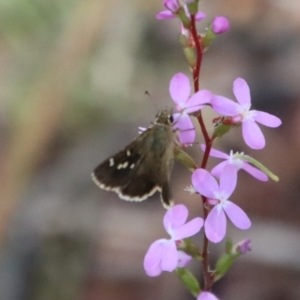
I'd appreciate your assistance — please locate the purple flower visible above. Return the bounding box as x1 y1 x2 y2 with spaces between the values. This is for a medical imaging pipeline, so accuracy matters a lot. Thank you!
211 78 282 149
156 10 177 19
156 0 180 19
235 239 252 255
170 73 211 144
156 0 206 21
197 291 219 300
200 145 268 181
211 16 230 34
164 0 180 12
143 204 203 276
192 165 251 243
188 10 206 21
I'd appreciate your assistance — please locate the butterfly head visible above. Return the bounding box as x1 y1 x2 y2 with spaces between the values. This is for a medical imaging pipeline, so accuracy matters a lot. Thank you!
154 109 174 125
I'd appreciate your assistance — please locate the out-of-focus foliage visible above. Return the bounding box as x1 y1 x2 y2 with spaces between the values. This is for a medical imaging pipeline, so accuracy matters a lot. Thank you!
0 1 300 300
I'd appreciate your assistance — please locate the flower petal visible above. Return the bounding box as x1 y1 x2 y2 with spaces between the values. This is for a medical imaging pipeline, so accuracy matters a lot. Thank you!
143 239 165 276
211 161 229 178
170 73 190 106
185 89 211 113
200 144 229 159
177 251 192 268
172 217 203 240
198 291 219 300
156 10 175 19
242 120 265 149
174 113 196 145
160 240 178 272
192 169 218 198
211 95 240 116
164 204 188 233
219 165 237 197
223 201 251 230
195 11 206 21
254 111 282 128
164 0 180 12
233 78 251 105
205 205 226 243
242 163 268 181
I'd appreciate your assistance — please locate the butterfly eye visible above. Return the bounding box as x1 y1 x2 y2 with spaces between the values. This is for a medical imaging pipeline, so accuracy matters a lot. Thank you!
169 115 174 123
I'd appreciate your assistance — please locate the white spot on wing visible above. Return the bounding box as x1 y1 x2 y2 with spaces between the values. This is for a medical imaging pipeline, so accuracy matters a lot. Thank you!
126 150 131 156
117 162 129 169
109 158 114 167
130 164 135 169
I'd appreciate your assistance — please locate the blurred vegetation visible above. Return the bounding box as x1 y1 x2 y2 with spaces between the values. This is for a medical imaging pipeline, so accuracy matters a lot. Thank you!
0 0 300 300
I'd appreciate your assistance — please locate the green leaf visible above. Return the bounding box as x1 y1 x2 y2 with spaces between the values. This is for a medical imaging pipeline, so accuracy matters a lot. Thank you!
179 34 189 48
183 47 196 69
215 252 238 281
175 268 201 297
236 154 279 182
174 147 198 171
202 26 216 49
178 239 203 261
212 123 232 139
178 9 191 28
225 238 233 254
187 2 198 15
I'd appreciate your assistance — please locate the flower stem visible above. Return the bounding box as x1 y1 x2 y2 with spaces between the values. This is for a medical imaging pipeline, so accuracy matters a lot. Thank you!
190 15 202 92
190 14 214 291
190 15 210 145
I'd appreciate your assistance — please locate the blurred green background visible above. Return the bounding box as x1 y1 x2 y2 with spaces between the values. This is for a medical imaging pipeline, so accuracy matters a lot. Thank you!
0 0 300 299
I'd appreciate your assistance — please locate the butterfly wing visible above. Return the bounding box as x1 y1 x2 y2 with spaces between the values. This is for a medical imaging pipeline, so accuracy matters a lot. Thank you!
92 124 174 207
92 132 147 194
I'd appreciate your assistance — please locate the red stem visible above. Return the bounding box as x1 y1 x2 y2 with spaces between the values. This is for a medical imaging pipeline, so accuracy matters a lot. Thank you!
190 14 213 290
190 15 210 145
190 15 202 92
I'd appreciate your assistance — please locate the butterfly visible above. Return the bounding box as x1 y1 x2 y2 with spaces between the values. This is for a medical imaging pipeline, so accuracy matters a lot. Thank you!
91 109 179 208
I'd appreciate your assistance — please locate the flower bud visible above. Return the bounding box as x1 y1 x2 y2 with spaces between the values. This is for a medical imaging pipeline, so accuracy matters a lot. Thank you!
234 239 252 255
164 0 180 13
183 47 197 68
176 268 201 297
212 16 230 34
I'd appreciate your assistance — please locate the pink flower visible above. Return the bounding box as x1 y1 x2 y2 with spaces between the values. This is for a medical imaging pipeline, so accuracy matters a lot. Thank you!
197 291 219 300
200 145 268 181
211 78 282 149
192 165 251 243
164 0 180 12
143 204 203 276
156 0 205 21
170 73 211 144
156 0 180 19
177 250 192 268
156 10 177 19
211 16 230 34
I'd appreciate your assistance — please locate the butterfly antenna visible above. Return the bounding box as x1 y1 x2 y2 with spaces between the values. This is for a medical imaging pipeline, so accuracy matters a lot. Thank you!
144 90 159 111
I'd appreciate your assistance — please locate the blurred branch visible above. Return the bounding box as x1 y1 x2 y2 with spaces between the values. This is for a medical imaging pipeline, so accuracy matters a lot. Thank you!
0 0 111 247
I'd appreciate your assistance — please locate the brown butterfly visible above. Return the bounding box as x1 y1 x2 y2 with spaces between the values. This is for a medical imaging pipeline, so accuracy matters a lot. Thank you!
91 109 178 208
